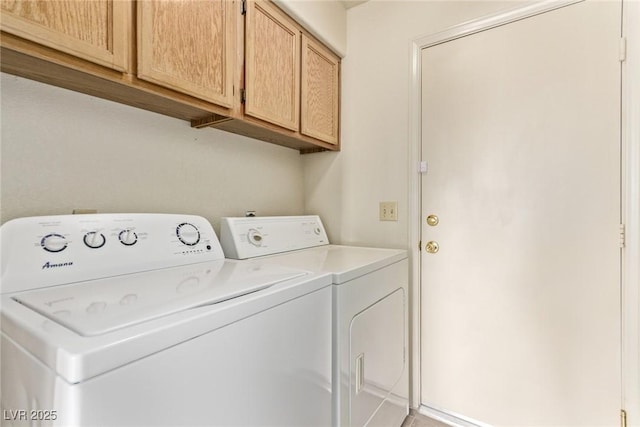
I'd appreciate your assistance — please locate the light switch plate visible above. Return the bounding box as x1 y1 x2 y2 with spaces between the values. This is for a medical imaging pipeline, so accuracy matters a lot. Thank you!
379 202 398 221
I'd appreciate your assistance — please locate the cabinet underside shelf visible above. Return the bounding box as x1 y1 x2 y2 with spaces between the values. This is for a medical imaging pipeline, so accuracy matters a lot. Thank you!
191 115 337 154
191 115 233 128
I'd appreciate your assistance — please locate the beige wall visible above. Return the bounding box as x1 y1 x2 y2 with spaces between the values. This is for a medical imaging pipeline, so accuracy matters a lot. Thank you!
275 0 347 57
304 1 513 248
0 74 305 233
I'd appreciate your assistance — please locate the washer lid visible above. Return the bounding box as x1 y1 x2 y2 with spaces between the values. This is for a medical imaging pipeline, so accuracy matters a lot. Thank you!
12 260 307 337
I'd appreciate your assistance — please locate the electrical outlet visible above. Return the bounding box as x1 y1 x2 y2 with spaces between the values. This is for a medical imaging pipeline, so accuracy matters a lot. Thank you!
379 202 398 221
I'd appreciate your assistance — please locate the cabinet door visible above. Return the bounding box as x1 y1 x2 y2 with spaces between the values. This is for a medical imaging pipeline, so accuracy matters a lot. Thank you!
245 0 300 131
0 0 129 71
301 35 339 145
137 0 234 108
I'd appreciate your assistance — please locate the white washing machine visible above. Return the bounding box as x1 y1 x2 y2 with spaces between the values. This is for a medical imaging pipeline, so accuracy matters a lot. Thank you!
0 213 333 426
220 216 409 427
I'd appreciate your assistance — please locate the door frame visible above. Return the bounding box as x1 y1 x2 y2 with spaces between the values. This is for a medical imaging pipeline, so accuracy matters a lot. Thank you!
407 0 640 422
621 1 640 423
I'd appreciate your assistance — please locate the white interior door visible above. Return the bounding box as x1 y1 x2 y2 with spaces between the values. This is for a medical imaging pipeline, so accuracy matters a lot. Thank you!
420 2 622 426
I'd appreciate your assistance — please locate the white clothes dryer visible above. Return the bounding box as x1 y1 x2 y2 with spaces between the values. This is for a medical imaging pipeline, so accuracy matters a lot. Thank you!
220 216 409 427
0 213 333 427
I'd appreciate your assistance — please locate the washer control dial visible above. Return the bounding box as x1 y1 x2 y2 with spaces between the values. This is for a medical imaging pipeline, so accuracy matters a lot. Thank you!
118 229 138 246
176 222 200 246
176 223 200 246
83 231 106 249
41 233 68 253
247 229 264 247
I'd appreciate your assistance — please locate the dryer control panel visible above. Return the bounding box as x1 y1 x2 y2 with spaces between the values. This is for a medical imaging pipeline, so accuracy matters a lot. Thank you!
220 216 329 259
0 214 224 294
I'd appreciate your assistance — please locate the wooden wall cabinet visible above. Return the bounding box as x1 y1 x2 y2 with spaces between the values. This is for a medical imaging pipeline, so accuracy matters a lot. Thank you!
197 0 341 152
245 0 300 131
1 0 340 153
301 34 340 146
1 0 234 123
0 0 129 71
137 0 235 108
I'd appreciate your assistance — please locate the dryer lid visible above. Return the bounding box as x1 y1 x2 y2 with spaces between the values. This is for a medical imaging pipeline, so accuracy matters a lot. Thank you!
12 260 307 337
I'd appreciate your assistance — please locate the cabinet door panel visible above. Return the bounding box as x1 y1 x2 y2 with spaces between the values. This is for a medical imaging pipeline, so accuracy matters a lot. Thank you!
245 0 300 131
301 35 339 145
137 0 234 108
0 0 128 71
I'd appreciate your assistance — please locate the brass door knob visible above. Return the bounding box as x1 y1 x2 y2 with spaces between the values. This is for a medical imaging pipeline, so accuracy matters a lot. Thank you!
426 215 439 226
425 241 439 253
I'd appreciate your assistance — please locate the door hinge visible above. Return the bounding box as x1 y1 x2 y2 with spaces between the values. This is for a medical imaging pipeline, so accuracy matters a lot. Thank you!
418 240 422 251
620 37 627 62
241 0 247 15
620 224 626 248
621 409 627 427
240 88 246 104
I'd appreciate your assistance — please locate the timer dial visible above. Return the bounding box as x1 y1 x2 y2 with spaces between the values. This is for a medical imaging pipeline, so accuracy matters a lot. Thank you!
118 229 138 246
83 231 106 249
247 229 264 247
41 233 68 253
176 223 200 246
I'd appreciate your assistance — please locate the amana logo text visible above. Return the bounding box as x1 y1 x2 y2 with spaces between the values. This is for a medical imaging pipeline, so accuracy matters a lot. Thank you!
42 261 74 270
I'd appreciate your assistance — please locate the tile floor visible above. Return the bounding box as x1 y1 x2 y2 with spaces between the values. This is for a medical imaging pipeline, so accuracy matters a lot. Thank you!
402 410 451 427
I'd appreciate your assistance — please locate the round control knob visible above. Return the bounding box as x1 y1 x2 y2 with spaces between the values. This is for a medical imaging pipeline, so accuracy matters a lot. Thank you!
41 233 68 253
83 231 106 249
118 229 138 246
314 227 322 235
247 229 264 247
176 223 200 246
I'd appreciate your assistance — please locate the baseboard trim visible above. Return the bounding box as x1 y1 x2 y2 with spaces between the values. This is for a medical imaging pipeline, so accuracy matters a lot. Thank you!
417 405 494 427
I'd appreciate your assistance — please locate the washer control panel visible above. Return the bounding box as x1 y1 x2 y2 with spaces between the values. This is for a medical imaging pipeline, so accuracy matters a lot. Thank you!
220 216 329 259
1 213 224 294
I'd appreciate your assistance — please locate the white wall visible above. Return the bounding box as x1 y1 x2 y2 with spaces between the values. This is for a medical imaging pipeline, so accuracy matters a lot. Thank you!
304 1 513 248
275 0 347 57
0 74 305 232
